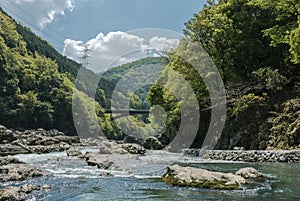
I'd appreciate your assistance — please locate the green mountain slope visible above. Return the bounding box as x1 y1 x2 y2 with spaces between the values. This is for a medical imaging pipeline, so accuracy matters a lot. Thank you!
98 57 168 109
0 8 118 138
14 18 108 108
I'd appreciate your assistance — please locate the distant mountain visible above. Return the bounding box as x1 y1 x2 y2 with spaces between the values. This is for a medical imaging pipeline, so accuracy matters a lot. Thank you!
98 57 168 109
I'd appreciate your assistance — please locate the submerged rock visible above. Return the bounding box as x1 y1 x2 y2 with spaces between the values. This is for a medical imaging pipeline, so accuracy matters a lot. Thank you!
162 164 246 190
99 171 113 177
83 152 140 172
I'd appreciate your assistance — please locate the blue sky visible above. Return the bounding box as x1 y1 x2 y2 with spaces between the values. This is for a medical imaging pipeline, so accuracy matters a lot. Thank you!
0 0 205 72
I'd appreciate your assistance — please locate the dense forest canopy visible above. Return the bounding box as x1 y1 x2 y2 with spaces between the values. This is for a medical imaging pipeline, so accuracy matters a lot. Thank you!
148 0 300 150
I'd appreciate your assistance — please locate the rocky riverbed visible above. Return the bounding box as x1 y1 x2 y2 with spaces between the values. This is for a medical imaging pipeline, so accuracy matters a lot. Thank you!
0 125 80 156
0 156 47 200
1 124 300 200
184 149 300 163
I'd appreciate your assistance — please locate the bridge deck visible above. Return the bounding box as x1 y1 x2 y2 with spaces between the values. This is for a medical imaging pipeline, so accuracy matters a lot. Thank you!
104 109 150 114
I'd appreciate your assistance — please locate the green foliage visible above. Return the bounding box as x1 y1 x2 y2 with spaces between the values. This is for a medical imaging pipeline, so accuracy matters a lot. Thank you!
251 0 300 63
15 23 80 78
231 93 265 117
148 0 300 149
267 99 300 149
184 0 298 84
252 67 288 91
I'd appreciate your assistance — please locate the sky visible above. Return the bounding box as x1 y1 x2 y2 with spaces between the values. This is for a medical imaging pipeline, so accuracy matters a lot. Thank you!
0 0 205 72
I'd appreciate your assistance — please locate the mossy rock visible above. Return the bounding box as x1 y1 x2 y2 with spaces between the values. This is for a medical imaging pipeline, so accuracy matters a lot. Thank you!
162 164 245 190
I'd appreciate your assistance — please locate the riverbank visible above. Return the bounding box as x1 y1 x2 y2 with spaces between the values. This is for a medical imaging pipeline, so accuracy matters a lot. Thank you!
184 149 300 163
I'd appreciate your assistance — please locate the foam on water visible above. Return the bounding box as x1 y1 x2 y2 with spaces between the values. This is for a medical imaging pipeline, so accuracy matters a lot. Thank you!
5 149 300 200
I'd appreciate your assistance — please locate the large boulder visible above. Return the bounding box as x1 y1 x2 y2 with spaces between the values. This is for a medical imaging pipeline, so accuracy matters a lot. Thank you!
162 164 246 190
143 137 163 150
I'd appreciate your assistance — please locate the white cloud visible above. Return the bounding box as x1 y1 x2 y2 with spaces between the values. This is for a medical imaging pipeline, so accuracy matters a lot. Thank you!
62 31 179 72
149 36 179 52
0 0 74 29
63 39 84 62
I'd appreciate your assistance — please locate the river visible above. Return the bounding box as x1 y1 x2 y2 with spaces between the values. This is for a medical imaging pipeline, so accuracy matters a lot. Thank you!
3 149 300 200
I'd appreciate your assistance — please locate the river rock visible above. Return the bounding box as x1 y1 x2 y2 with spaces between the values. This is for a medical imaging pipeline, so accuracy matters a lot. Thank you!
99 140 146 155
143 137 163 150
0 144 30 156
0 125 81 156
162 164 246 190
0 157 24 166
0 125 6 130
66 148 83 157
235 167 263 179
99 141 126 154
121 143 146 154
0 184 50 201
0 128 17 144
84 152 140 172
0 164 46 182
83 152 114 169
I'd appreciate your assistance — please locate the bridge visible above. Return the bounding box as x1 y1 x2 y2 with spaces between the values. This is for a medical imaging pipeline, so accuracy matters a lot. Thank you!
104 109 150 119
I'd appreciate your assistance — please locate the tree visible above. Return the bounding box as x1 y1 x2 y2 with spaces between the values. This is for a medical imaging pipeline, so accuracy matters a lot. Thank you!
184 0 290 84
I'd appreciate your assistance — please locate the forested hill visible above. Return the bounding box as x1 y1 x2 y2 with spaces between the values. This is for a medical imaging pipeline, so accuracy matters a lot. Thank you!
98 57 167 109
148 0 300 150
0 8 115 137
15 24 80 80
